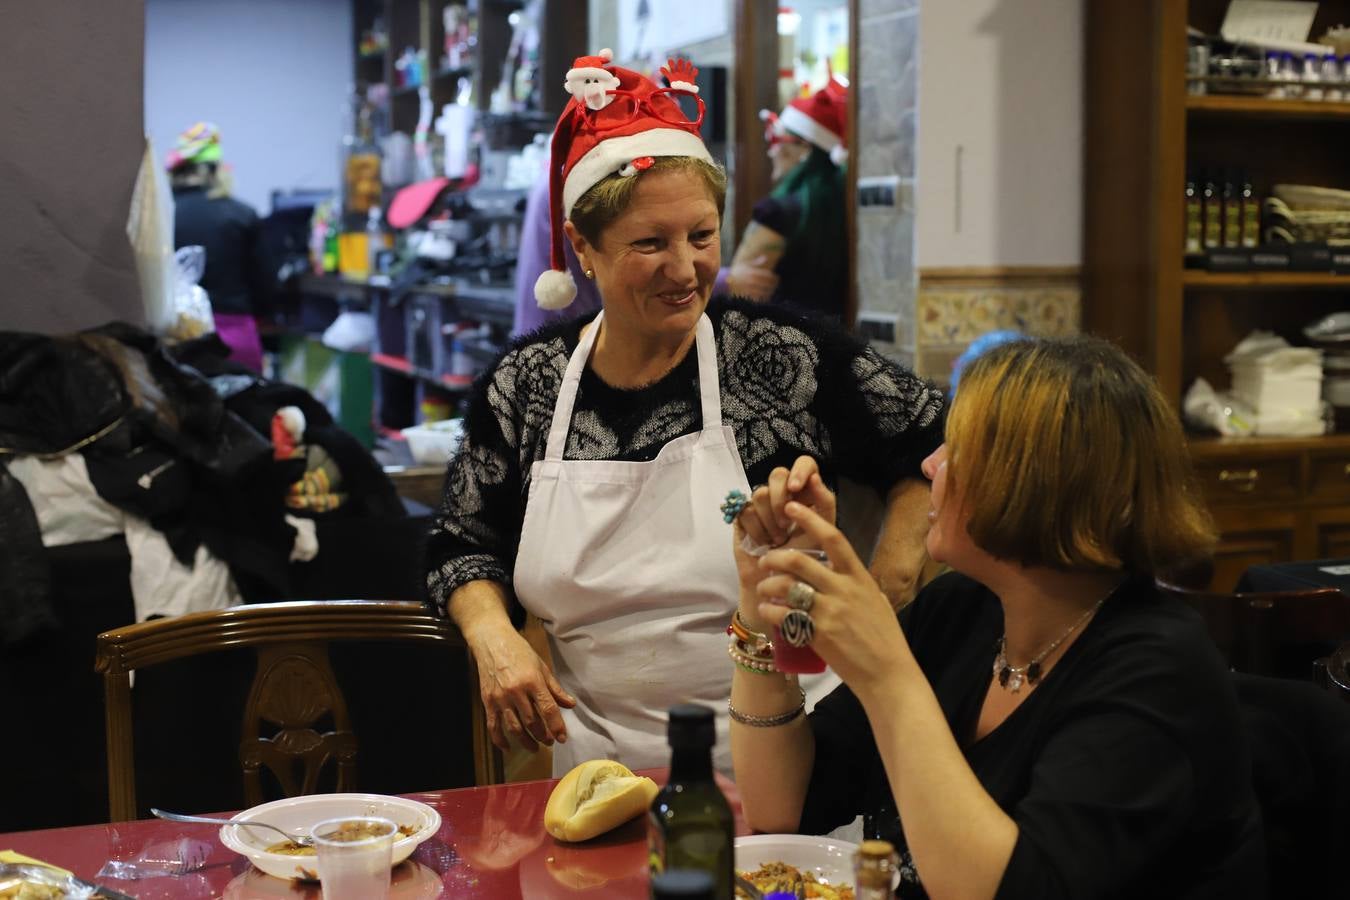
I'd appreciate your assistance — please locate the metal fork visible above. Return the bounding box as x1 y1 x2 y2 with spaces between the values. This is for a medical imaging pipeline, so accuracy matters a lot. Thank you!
150 808 314 847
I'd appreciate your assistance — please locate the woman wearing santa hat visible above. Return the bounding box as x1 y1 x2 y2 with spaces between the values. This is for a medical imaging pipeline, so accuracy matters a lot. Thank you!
727 79 850 317
425 51 943 776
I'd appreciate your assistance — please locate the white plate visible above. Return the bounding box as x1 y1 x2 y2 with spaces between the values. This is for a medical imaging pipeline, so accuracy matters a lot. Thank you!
735 834 857 893
219 793 441 881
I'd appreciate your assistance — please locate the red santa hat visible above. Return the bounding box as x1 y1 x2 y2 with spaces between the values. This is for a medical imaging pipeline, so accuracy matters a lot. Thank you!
775 77 849 165
534 55 711 310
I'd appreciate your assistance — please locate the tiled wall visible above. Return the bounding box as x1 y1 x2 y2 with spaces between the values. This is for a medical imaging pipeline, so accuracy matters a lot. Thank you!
854 0 920 366
914 269 1081 385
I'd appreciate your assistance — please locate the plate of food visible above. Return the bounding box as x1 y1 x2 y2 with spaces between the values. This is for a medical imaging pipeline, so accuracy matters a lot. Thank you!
734 834 858 899
219 793 441 881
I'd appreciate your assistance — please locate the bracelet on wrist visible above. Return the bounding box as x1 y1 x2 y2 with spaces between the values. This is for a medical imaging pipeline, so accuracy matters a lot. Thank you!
728 688 806 727
728 638 778 674
728 609 771 654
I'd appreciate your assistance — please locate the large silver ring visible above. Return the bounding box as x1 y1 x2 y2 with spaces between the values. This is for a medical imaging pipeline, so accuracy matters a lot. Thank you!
785 581 815 612
780 609 815 647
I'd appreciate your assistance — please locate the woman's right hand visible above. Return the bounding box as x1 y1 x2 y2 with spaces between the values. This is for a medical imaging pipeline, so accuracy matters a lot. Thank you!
468 623 577 753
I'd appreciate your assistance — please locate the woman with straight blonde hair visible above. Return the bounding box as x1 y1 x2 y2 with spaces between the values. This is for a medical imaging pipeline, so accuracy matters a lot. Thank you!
726 335 1265 899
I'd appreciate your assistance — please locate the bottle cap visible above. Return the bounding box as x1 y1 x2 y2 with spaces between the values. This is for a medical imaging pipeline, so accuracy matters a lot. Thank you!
858 839 897 859
650 869 716 899
667 704 716 748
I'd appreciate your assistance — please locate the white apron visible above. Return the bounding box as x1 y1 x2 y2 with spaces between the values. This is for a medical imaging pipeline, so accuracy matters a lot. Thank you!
513 311 837 777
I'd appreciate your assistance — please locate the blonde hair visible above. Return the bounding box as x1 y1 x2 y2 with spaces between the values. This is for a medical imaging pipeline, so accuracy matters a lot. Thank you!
568 156 727 246
946 335 1216 575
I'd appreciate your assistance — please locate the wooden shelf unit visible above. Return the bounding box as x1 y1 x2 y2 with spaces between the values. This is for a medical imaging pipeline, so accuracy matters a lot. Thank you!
1186 94 1350 120
1085 0 1350 589
1182 272 1350 289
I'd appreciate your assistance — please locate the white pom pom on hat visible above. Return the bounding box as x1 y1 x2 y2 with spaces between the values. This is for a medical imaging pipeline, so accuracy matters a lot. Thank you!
535 269 578 310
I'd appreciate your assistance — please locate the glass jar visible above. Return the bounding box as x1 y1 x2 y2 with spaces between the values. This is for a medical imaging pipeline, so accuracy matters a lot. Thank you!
854 839 898 900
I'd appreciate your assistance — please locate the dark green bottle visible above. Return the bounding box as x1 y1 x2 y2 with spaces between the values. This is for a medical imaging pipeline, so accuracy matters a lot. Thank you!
647 704 735 899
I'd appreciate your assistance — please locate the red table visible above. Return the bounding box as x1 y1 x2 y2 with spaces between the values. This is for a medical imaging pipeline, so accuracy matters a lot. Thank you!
0 770 750 899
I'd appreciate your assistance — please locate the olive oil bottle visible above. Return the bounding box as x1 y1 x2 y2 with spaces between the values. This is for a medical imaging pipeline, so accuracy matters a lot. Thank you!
648 705 734 899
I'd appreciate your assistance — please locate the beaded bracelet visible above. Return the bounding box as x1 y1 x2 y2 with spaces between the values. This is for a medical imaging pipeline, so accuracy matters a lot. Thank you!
728 689 806 727
728 638 778 674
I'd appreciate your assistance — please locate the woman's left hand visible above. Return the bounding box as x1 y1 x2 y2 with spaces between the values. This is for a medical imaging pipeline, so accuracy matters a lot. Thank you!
756 499 908 695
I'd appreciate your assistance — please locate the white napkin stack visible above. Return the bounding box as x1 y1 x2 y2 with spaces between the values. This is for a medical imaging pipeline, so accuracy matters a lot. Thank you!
1225 331 1325 436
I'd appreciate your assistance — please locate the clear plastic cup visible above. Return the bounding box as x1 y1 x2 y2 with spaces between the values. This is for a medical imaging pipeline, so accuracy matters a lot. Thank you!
771 548 830 674
310 816 397 900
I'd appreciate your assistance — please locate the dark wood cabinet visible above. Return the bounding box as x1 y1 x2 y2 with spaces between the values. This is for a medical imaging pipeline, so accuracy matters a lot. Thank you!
1190 435 1350 588
1086 1 1350 589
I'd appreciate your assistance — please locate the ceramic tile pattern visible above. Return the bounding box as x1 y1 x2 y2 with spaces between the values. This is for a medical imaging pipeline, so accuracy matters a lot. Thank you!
914 280 1082 384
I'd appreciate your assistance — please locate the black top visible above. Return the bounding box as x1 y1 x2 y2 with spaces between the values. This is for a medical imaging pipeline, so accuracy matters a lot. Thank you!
424 297 945 618
800 573 1266 899
750 195 846 319
172 187 267 316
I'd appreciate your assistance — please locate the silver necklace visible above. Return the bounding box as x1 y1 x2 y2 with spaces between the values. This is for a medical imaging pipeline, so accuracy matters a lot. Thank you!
993 596 1107 693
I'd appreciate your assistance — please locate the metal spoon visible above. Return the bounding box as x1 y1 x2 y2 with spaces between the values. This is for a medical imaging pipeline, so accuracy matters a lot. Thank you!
150 808 315 847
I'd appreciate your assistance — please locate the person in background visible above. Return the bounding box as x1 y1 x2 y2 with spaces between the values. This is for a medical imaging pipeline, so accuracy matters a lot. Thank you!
427 51 944 777
725 79 849 317
511 159 603 337
168 122 270 372
728 335 1265 899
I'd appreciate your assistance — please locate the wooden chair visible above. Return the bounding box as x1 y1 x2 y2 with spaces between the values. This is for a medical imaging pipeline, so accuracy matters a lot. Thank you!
95 600 503 822
1155 578 1350 679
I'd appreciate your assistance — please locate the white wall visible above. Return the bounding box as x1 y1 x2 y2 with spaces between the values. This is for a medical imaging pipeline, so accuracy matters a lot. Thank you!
144 0 352 214
916 0 1082 267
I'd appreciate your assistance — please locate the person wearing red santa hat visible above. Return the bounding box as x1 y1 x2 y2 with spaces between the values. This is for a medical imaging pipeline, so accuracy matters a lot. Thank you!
726 78 850 316
425 53 943 777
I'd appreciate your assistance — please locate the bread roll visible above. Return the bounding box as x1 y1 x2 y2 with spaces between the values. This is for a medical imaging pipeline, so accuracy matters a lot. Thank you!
544 759 659 842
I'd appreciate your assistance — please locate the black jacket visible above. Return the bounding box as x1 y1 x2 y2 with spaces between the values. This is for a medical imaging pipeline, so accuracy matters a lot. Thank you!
172 187 269 316
0 325 401 645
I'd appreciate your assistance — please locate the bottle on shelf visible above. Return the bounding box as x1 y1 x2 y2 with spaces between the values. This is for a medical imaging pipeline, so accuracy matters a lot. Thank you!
366 205 390 278
1323 54 1344 102
1182 174 1204 255
1302 52 1323 100
1221 173 1241 249
650 869 717 900
1240 173 1260 249
1264 51 1285 99
1202 172 1222 250
648 705 734 899
853 839 899 900
1281 53 1302 98
323 204 340 274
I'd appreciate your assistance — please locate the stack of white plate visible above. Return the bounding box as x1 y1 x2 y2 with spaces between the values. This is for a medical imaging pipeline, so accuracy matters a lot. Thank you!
1305 313 1350 430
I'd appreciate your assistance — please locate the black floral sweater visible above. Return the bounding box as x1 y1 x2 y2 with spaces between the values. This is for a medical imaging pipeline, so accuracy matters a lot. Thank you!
425 298 946 619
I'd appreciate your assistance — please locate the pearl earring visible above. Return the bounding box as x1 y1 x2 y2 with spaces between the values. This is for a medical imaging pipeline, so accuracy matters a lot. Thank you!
584 268 595 279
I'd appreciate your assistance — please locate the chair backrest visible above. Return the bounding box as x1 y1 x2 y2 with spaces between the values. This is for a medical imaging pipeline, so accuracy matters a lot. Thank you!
95 600 502 822
1155 578 1350 678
